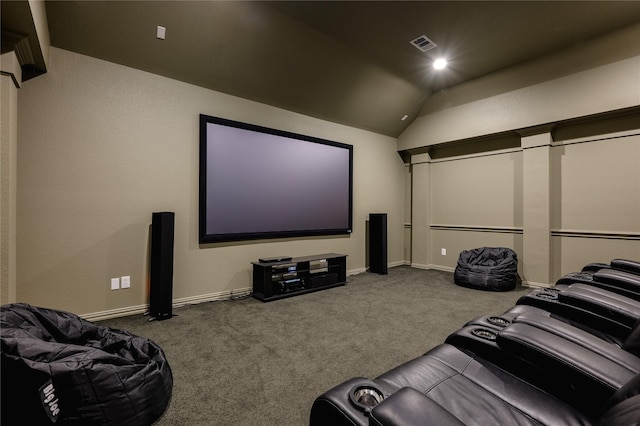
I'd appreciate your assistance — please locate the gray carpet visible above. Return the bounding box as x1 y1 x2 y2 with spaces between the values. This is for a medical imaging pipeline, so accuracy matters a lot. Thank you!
99 266 529 426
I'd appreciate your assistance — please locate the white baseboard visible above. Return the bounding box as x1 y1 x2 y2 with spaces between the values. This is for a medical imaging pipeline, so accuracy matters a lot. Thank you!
348 267 368 276
521 281 551 288
410 263 455 273
349 261 411 276
81 304 149 322
425 264 455 273
86 261 517 322
81 287 253 322
410 262 430 270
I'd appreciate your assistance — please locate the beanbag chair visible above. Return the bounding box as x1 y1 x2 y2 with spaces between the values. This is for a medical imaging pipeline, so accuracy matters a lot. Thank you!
454 247 518 291
1 303 172 425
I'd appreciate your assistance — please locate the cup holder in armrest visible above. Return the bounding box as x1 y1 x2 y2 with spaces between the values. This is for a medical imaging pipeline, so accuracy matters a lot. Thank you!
471 328 498 341
486 316 511 328
349 385 386 415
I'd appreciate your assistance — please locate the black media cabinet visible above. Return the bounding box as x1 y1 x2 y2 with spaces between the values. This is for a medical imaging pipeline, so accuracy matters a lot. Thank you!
252 253 347 302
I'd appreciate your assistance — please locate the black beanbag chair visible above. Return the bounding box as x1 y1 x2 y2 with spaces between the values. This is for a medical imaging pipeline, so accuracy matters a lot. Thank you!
1 303 172 425
454 247 518 291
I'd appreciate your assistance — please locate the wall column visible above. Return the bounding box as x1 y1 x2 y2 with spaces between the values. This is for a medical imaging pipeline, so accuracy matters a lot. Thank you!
1 52 21 304
521 132 552 286
410 153 431 269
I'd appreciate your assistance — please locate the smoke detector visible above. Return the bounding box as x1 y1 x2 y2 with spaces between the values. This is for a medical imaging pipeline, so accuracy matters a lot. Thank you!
410 35 437 52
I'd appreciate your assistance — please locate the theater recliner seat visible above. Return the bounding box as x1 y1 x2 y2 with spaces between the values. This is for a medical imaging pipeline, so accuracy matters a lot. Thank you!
581 259 640 275
557 268 640 302
311 327 640 426
310 342 640 425
311 258 640 426
367 372 640 426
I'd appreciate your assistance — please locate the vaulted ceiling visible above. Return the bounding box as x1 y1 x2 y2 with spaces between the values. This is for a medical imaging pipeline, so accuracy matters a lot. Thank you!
4 1 640 136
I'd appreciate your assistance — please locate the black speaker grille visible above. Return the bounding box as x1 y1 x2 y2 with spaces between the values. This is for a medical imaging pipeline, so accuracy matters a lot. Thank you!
149 212 175 320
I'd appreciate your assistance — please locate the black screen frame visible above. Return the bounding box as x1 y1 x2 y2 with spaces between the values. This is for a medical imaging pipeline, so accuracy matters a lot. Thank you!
199 114 353 244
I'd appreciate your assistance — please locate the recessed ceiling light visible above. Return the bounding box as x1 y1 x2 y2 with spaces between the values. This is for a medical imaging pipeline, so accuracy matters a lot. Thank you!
433 58 447 70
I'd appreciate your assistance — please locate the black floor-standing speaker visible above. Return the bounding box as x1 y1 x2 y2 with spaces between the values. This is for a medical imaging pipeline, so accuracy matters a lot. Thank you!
149 212 175 321
369 213 388 275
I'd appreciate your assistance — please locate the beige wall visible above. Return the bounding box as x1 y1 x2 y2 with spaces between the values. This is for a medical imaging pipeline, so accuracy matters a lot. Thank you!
408 148 524 274
430 152 522 229
13 23 640 317
1 52 21 304
409 155 430 269
551 128 640 277
16 47 405 319
405 112 639 286
407 123 639 285
428 150 523 272
399 23 640 151
402 22 640 285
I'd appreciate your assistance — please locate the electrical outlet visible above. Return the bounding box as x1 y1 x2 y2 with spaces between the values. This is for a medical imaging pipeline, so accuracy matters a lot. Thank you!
441 248 447 256
156 26 166 40
110 278 120 290
121 276 131 289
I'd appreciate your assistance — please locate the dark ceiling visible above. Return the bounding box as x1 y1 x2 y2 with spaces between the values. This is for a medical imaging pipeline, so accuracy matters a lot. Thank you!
6 1 640 136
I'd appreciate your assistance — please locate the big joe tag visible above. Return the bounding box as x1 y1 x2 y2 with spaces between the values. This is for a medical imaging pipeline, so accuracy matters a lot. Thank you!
39 380 61 423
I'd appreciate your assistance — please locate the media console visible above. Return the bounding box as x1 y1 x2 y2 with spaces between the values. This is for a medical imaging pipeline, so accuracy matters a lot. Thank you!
251 253 347 302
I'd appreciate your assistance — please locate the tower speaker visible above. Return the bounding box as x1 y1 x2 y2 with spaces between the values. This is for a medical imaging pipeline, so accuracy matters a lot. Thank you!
149 212 175 320
369 213 387 275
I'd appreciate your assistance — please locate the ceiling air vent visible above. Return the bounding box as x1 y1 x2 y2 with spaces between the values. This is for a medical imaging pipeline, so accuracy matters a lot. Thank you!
410 35 437 52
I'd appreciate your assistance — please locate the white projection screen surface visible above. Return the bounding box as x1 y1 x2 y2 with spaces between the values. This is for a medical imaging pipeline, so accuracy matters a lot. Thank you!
199 115 353 243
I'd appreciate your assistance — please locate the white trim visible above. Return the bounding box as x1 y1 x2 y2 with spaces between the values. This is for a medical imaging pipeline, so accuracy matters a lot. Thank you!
409 263 455 273
425 264 455 273
80 287 253 322
83 263 505 321
80 304 148 322
410 263 431 270
551 229 640 241
349 261 410 276
173 287 253 307
553 128 640 146
430 224 523 234
428 147 522 163
521 281 551 289
348 267 367 276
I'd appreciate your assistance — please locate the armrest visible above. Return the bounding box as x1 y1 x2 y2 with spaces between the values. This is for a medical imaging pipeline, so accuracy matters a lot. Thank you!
511 310 640 372
516 288 632 340
497 323 635 399
560 284 640 327
593 269 640 301
556 270 640 302
581 262 611 273
595 269 640 286
310 377 390 426
369 387 464 426
611 259 640 276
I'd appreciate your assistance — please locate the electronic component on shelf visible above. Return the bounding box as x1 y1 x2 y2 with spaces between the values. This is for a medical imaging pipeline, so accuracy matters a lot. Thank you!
251 253 347 302
274 278 306 294
272 263 297 274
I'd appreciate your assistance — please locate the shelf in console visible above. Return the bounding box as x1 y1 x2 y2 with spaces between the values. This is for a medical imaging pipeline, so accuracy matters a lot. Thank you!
251 253 347 302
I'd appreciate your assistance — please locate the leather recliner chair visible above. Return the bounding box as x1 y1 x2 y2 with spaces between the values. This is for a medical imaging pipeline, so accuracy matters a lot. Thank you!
310 259 640 426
